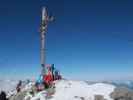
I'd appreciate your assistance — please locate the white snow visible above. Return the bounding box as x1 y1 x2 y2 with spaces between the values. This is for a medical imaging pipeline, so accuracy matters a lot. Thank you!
30 91 47 100
22 82 35 91
0 79 116 100
29 80 115 100
49 80 115 100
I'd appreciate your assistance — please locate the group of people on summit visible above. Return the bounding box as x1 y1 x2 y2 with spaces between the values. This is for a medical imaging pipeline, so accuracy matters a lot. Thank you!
35 64 62 91
16 64 62 92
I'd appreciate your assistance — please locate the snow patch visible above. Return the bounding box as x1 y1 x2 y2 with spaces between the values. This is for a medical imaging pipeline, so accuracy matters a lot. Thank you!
0 79 116 100
50 80 115 100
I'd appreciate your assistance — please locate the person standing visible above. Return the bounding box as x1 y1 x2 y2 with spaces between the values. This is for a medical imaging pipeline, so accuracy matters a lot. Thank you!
16 80 22 93
51 64 55 80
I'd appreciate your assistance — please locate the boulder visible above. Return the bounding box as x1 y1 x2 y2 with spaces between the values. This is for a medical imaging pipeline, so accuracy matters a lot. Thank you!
110 87 133 100
9 91 27 100
95 95 105 100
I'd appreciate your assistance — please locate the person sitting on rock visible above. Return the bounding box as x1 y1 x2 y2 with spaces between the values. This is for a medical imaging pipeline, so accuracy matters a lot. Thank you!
51 64 55 80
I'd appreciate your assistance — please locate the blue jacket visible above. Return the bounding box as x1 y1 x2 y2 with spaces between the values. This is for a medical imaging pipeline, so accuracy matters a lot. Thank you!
36 75 43 84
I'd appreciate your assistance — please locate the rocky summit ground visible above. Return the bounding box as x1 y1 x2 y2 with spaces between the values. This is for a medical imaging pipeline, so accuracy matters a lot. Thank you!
1 79 133 100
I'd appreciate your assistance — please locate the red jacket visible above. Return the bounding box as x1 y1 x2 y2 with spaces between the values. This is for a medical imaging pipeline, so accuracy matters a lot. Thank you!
43 71 53 84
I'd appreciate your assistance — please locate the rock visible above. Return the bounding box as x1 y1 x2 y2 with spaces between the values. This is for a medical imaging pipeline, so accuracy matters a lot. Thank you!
45 87 55 99
110 87 133 100
94 95 105 100
80 97 85 100
127 91 133 100
9 91 27 100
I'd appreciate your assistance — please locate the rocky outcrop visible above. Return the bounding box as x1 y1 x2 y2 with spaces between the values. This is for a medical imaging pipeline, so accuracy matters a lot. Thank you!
94 95 106 100
9 91 27 100
110 87 133 100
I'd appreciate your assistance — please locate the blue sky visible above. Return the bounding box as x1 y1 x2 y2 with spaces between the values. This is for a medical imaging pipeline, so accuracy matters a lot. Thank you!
0 0 133 80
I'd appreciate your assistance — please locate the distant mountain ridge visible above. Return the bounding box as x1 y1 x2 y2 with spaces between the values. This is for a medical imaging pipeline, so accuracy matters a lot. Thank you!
101 80 133 90
84 79 133 90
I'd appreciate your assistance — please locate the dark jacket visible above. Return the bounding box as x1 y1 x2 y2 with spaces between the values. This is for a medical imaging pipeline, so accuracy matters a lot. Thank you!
0 91 8 100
